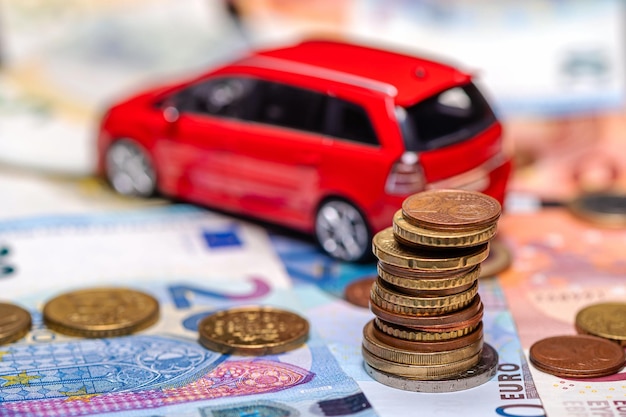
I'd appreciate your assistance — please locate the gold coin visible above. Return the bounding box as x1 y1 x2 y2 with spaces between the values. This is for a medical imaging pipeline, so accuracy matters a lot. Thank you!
372 228 489 271
575 303 626 345
377 262 480 291
374 317 479 341
393 210 498 248
43 287 159 337
373 278 478 309
370 287 474 316
362 320 483 366
362 345 481 379
0 303 31 345
198 306 309 355
402 189 501 232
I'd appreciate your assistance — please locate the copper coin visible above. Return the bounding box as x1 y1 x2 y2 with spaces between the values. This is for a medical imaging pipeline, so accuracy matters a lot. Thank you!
372 321 483 353
43 287 159 337
370 295 483 332
198 306 309 355
529 335 626 378
344 276 376 308
0 303 31 345
402 189 501 231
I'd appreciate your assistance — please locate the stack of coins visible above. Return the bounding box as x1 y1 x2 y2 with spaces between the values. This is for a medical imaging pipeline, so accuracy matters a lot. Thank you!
363 189 501 392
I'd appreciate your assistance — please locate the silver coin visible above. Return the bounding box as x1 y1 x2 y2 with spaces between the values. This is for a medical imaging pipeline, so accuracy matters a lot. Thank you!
363 343 498 392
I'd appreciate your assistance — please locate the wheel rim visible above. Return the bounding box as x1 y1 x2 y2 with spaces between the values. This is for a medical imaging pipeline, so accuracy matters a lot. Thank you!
315 200 370 261
106 141 156 197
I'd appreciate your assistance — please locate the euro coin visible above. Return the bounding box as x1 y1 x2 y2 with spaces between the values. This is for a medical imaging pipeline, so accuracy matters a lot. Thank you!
529 335 625 378
198 306 309 355
43 287 159 337
362 344 481 379
374 317 479 341
372 228 489 271
370 294 483 332
373 322 484 353
362 320 483 366
568 192 626 228
344 276 376 308
402 189 501 232
373 278 478 310
363 343 498 393
377 262 480 291
575 302 626 345
393 210 498 248
0 302 31 345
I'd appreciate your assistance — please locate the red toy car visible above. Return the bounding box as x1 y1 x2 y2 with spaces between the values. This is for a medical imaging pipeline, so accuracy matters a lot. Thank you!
97 39 511 262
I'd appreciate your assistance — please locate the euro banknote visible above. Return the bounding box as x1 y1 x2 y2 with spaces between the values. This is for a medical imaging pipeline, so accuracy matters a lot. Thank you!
0 206 377 416
499 207 626 416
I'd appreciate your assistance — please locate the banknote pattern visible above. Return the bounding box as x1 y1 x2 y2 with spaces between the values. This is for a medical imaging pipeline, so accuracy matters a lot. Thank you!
499 208 626 417
0 208 377 416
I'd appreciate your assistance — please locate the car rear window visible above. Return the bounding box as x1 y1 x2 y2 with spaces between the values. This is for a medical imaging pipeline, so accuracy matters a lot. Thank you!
397 83 496 152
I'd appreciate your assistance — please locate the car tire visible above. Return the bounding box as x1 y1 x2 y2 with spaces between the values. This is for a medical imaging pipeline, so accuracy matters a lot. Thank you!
315 199 372 262
105 139 157 197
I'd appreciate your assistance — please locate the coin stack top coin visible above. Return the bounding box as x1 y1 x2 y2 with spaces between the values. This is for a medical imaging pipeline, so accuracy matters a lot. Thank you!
363 189 501 392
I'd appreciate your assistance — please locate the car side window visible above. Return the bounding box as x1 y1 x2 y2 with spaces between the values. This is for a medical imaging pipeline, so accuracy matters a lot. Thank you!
325 96 379 146
247 81 326 134
174 77 255 118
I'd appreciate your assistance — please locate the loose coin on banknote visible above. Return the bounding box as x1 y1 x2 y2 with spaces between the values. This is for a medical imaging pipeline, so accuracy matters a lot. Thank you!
363 343 498 392
345 276 376 308
198 306 309 355
0 302 32 345
479 238 512 278
529 335 626 378
575 302 626 345
568 192 626 227
402 189 501 231
43 287 159 337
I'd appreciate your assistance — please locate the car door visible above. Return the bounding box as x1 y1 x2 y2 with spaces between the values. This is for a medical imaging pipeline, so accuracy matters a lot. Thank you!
229 80 329 228
154 77 255 209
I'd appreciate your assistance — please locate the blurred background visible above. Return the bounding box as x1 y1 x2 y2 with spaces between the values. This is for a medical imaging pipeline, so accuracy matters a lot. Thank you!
1 0 625 214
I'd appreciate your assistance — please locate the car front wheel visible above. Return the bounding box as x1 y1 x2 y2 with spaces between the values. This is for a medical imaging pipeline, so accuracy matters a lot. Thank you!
315 199 372 262
105 139 157 197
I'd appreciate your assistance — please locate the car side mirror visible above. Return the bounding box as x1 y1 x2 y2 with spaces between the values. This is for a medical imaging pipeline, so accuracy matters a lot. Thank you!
163 106 180 123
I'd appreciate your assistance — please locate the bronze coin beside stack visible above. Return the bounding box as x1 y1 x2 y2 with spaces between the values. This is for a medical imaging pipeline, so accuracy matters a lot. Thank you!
363 189 501 392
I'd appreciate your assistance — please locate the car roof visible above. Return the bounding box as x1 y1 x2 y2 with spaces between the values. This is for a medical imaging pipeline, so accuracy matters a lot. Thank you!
246 39 471 106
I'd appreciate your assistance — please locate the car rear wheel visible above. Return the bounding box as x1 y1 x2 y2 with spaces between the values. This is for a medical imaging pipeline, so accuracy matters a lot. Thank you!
105 139 157 197
315 199 372 262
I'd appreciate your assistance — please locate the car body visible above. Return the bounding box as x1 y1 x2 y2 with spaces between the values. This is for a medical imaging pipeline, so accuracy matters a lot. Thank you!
97 39 511 262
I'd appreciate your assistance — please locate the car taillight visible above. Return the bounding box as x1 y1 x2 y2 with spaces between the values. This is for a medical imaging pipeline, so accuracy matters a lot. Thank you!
385 152 426 195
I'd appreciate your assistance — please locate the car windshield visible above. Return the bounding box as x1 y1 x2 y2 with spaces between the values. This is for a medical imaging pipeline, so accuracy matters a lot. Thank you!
396 83 496 152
